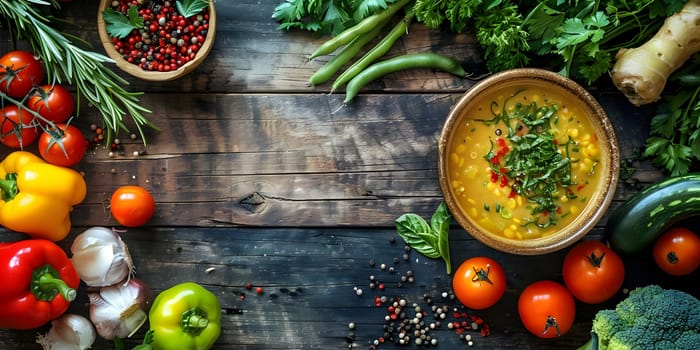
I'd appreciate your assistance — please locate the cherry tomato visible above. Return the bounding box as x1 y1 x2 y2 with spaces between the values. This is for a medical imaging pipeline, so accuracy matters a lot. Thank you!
452 256 506 310
38 123 88 167
562 240 625 304
518 280 576 338
0 50 44 98
1 105 39 148
653 227 700 276
27 84 74 124
110 186 156 227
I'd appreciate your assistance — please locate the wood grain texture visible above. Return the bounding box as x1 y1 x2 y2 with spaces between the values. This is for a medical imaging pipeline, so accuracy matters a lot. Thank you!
0 0 697 349
1 226 697 349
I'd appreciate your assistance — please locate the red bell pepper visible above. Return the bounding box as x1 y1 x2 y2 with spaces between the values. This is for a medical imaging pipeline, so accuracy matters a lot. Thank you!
0 239 79 330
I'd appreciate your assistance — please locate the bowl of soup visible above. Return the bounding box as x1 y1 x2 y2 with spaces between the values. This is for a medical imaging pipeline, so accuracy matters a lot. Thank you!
438 68 619 255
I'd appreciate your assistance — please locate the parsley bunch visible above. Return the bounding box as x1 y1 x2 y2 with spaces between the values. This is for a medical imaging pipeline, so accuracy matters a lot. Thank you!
414 0 688 85
644 54 700 176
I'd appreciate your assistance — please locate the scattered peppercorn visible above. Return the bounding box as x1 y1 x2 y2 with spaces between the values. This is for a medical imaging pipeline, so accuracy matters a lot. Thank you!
347 235 491 349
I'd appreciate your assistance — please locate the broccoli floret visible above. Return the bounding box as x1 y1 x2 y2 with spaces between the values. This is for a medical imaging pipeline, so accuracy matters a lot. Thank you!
578 285 700 350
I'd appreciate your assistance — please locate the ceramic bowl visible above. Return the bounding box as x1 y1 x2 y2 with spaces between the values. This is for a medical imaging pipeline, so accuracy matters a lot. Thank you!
438 68 619 255
97 0 216 81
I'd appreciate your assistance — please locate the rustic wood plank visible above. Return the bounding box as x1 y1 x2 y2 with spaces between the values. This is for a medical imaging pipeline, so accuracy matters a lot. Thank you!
0 89 661 228
0 227 697 349
57 90 661 228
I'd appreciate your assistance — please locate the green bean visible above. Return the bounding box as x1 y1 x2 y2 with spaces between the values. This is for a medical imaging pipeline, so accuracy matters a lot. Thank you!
677 74 700 86
331 12 414 93
308 17 390 86
343 53 466 104
308 0 412 61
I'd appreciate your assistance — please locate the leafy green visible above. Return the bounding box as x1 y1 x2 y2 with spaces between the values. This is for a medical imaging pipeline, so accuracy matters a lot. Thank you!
517 0 686 84
422 0 691 84
103 5 143 39
395 202 452 274
644 56 700 176
272 0 400 35
474 4 530 72
177 0 209 18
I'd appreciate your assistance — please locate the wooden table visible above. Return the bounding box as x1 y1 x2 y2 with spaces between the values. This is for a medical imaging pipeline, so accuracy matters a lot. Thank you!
1 1 697 349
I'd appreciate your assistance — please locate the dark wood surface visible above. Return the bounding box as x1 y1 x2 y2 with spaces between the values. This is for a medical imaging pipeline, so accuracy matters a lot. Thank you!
1 1 698 349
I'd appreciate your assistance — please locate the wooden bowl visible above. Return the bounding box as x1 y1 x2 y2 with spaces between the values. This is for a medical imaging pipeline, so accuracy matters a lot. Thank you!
97 0 216 81
438 68 620 255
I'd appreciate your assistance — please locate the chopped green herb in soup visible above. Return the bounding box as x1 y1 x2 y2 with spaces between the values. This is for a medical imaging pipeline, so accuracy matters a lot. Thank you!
447 85 602 240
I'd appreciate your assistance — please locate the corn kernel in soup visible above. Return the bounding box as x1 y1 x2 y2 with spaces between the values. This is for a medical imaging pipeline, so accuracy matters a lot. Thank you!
447 86 602 240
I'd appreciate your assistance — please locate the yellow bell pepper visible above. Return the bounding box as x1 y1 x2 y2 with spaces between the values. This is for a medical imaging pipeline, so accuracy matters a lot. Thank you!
0 151 87 241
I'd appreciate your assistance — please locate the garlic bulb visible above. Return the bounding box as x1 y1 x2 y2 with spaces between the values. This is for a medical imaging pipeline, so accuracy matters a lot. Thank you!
70 227 134 287
36 314 96 350
89 278 152 340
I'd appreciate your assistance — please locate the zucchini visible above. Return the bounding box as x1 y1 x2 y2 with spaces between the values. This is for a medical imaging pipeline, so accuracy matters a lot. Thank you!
605 174 700 254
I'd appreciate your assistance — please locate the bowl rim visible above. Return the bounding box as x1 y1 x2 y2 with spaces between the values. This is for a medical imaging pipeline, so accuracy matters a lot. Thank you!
96 0 217 82
438 68 620 255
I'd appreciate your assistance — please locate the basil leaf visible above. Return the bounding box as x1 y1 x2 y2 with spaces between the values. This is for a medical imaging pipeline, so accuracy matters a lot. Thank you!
414 231 441 258
396 213 432 245
395 203 453 274
430 202 451 236
433 202 452 274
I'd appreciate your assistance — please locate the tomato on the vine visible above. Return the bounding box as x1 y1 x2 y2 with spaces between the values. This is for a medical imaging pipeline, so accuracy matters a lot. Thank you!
653 227 700 276
452 256 506 310
1 105 39 148
0 50 44 98
38 123 88 167
27 84 74 124
110 186 156 228
518 280 575 339
562 240 625 304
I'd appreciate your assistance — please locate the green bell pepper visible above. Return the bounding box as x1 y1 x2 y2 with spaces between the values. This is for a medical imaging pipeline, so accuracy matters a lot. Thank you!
138 282 222 350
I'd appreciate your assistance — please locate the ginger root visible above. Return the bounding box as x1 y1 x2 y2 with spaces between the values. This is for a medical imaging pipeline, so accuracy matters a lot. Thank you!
611 0 700 106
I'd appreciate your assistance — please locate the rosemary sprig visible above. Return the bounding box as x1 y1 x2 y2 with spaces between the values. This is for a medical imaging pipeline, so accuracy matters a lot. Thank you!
0 0 157 144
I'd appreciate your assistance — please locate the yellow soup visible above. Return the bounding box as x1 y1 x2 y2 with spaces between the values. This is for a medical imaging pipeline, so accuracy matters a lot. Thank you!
446 84 602 240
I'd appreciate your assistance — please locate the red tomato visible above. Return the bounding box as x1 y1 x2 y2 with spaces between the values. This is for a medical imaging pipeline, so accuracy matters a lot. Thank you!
110 186 156 227
653 227 700 276
562 240 625 304
0 50 44 98
27 84 74 124
452 256 506 310
38 123 88 167
1 105 39 148
518 280 576 338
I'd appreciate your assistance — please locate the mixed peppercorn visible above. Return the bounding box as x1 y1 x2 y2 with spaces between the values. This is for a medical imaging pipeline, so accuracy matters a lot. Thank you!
106 0 210 72
347 239 490 349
